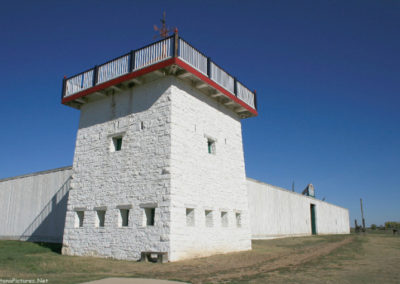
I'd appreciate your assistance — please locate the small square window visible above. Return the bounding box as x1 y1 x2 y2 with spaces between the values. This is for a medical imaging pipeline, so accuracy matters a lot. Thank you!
236 213 242 228
207 139 216 155
144 208 155 226
186 208 195 226
205 210 213 227
111 136 123 152
119 209 129 227
75 211 84 228
96 210 106 227
221 211 228 227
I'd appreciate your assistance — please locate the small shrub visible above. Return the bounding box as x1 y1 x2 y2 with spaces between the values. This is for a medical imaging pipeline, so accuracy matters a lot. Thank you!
385 221 400 229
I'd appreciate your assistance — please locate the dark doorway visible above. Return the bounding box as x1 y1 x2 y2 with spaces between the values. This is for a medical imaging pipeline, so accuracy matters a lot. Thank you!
310 204 317 235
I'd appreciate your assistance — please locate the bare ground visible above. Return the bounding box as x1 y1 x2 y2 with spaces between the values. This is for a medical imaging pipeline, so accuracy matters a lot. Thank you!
0 232 399 283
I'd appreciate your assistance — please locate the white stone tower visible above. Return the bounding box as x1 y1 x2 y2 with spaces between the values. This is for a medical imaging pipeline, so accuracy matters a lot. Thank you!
61 32 258 261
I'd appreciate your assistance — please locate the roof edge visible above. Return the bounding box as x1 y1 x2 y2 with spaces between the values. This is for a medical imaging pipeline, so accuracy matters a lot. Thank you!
0 166 72 183
246 177 348 211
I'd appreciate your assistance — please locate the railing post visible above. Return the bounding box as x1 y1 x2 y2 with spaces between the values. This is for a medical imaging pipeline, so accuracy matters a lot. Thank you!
173 28 179 57
253 90 258 110
61 76 67 100
129 50 135 72
234 77 238 96
93 65 99 86
207 57 211 78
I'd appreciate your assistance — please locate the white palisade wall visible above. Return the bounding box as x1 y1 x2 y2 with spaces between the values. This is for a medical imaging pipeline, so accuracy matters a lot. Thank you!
0 167 72 242
247 178 350 239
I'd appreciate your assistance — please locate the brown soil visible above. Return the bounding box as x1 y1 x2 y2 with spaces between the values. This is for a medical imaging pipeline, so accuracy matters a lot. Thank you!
1 233 399 284
124 236 353 283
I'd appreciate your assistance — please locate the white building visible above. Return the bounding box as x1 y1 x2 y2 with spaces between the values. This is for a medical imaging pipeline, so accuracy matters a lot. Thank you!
0 33 350 262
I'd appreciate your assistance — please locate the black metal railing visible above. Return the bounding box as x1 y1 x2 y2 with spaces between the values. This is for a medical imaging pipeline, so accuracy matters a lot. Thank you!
62 33 257 110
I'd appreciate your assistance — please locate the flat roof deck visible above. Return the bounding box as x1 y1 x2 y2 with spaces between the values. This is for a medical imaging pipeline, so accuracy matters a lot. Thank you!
61 33 258 118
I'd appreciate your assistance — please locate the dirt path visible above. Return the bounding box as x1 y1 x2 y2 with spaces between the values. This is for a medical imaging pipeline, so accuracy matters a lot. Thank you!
207 237 353 283
2 234 399 284
111 236 354 283
251 233 400 284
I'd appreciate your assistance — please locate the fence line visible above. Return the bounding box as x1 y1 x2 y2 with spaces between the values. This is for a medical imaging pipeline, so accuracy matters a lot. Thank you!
135 37 172 70
65 70 94 97
210 62 234 93
98 55 130 84
179 39 207 75
63 36 256 110
236 82 255 109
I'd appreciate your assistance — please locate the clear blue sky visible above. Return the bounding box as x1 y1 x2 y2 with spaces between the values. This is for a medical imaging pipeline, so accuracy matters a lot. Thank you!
0 1 399 226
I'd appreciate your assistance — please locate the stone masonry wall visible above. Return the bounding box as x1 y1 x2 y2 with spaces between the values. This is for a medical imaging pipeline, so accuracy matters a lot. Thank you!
168 77 252 261
62 77 173 260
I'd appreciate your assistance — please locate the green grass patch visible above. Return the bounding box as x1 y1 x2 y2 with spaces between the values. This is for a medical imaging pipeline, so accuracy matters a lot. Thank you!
0 234 398 284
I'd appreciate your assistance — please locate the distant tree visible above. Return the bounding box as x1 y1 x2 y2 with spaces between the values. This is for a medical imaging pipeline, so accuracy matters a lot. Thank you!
370 224 377 230
385 221 400 229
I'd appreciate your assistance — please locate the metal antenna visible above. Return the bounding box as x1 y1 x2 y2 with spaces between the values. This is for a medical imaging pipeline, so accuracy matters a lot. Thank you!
360 198 366 232
292 181 295 192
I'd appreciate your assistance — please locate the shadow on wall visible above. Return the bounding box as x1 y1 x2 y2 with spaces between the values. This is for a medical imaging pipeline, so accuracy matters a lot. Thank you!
78 80 171 130
20 177 71 244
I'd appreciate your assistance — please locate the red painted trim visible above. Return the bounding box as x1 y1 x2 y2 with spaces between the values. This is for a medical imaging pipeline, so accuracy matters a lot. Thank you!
62 58 176 104
174 58 258 116
62 57 258 116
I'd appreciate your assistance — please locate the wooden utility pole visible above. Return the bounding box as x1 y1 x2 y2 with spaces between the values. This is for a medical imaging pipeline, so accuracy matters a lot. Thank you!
360 198 366 232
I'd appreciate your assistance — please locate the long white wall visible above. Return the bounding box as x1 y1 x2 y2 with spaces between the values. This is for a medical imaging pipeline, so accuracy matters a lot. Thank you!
0 167 72 242
247 178 350 239
0 167 350 246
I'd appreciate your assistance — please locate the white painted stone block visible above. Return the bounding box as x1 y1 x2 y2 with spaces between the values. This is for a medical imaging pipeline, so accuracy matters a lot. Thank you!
62 76 252 261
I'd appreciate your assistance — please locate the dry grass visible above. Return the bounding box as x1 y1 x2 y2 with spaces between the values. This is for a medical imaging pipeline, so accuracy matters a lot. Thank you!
0 232 399 283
